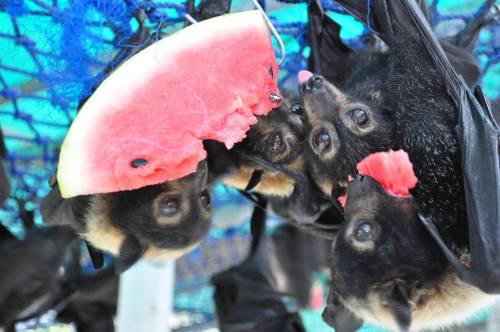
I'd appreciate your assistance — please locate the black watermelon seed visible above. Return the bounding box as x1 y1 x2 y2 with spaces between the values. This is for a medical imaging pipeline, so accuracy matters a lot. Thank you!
270 92 282 103
131 158 148 168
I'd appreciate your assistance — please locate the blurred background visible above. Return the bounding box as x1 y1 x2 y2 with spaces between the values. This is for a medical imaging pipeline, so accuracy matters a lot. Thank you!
0 0 498 331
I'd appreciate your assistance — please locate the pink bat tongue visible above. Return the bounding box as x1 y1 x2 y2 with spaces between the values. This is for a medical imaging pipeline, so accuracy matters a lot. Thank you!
298 70 313 84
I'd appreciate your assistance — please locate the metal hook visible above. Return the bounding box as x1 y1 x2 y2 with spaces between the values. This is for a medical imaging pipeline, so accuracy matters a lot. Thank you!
184 13 198 25
184 2 286 66
250 0 286 66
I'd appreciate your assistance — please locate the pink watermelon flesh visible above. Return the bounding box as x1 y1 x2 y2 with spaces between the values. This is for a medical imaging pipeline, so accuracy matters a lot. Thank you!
338 150 418 207
57 11 280 198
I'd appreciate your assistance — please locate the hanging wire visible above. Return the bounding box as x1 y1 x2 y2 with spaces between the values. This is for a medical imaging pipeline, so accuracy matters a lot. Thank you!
184 1 286 66
250 0 286 65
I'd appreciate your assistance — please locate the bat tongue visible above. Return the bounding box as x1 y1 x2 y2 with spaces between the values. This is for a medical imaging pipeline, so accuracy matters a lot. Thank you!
298 70 313 84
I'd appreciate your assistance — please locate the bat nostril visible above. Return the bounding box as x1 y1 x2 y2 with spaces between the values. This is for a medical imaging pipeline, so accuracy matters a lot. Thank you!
311 75 323 88
301 83 311 93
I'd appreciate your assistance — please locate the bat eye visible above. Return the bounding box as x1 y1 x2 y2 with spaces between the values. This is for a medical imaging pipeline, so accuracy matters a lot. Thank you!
159 198 180 217
347 108 369 126
200 190 211 209
290 102 303 114
354 220 379 242
313 128 331 151
269 132 284 152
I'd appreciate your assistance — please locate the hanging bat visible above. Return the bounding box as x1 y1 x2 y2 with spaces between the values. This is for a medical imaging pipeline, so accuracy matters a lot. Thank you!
302 0 499 329
40 161 212 273
301 0 499 295
0 220 77 331
323 150 496 331
211 197 306 332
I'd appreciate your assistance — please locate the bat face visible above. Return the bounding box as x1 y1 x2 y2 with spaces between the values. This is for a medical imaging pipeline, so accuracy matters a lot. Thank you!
299 72 394 199
223 94 309 197
109 161 211 249
237 94 306 166
328 176 494 331
82 161 212 271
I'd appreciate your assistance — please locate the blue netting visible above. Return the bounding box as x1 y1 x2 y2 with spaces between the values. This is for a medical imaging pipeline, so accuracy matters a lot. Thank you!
1 0 497 229
0 0 498 330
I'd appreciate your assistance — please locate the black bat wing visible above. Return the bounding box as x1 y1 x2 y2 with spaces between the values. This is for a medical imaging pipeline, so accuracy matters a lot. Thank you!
334 0 500 294
308 0 358 86
322 287 363 332
189 0 232 21
40 185 105 269
0 126 10 205
211 198 306 332
0 223 17 243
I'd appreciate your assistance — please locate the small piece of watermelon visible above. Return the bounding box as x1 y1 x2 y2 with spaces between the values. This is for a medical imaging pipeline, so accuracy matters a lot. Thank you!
57 11 280 198
338 150 418 207
357 149 418 197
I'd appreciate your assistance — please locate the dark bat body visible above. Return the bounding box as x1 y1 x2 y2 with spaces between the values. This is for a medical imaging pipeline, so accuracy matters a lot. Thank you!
211 198 306 332
57 266 119 332
307 0 500 330
0 224 76 331
269 223 331 307
41 162 212 272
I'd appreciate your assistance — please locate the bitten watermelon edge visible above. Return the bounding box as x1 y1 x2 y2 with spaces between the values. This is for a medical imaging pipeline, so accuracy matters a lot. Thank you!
57 10 281 198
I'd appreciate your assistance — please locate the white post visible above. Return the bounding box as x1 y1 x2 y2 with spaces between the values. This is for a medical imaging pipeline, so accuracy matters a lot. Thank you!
116 260 175 332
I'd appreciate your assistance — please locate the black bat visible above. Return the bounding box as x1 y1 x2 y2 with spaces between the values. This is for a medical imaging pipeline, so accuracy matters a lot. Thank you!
269 223 331 307
301 0 498 291
40 0 233 273
56 264 119 332
0 222 77 331
303 0 495 205
0 126 10 205
219 93 307 197
331 0 499 295
211 197 306 332
301 0 498 330
324 173 500 331
41 161 211 273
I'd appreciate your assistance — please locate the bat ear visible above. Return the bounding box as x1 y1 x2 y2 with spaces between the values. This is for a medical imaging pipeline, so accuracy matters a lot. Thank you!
386 280 413 332
322 288 363 332
116 235 147 273
85 241 105 270
244 169 264 191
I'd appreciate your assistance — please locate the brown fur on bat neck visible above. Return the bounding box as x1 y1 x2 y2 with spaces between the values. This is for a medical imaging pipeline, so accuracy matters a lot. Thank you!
222 157 305 197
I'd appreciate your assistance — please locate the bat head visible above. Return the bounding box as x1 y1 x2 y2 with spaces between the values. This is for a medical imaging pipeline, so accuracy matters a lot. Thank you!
236 93 307 166
84 161 212 272
327 175 494 331
298 70 394 200
223 93 309 197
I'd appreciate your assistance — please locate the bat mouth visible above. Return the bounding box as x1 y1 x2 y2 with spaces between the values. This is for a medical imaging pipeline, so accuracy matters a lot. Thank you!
331 182 347 199
330 175 354 202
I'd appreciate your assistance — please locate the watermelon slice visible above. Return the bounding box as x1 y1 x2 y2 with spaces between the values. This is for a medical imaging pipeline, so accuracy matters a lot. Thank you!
356 149 418 197
57 10 280 198
338 150 418 207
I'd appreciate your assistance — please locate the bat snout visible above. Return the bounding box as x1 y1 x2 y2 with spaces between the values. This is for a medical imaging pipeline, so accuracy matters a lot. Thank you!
300 74 325 94
346 175 382 200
